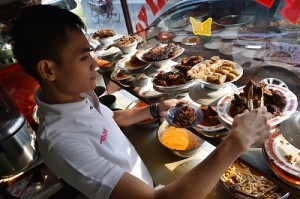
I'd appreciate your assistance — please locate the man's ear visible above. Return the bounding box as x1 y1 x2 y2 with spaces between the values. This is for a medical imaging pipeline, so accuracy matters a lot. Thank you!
37 60 56 81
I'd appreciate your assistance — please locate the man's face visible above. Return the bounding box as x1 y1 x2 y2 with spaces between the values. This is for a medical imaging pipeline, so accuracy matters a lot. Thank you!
52 28 98 96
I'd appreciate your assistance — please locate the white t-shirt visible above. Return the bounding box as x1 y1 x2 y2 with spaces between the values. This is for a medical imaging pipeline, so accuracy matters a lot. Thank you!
35 88 153 199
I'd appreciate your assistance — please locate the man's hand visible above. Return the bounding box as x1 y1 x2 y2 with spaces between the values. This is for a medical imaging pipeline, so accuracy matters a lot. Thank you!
157 99 189 118
229 106 272 149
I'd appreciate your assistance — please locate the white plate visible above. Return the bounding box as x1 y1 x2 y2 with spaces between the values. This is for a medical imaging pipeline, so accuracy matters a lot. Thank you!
194 105 225 132
219 42 244 55
264 131 300 178
218 29 238 40
181 36 210 46
95 47 121 58
263 42 300 65
257 51 295 67
138 83 165 98
214 15 253 28
173 35 186 43
116 56 150 71
217 84 298 131
204 38 224 50
153 79 197 93
110 70 133 81
191 60 243 90
135 44 185 67
189 82 237 106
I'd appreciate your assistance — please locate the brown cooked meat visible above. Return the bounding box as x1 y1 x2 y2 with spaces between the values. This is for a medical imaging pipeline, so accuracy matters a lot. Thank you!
142 43 179 61
181 56 204 66
174 106 197 127
153 71 191 86
174 64 193 77
229 80 287 118
92 29 116 39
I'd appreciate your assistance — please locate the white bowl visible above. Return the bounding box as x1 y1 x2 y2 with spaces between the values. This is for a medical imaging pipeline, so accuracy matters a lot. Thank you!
118 40 138 54
95 47 121 60
191 60 243 90
98 36 114 45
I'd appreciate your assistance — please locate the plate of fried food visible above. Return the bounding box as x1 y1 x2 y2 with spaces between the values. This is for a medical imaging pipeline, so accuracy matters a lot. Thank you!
106 35 140 54
166 103 203 129
111 69 133 81
221 160 289 199
217 79 298 132
152 63 197 93
187 56 243 90
92 29 116 45
136 43 185 67
151 55 204 93
116 53 151 71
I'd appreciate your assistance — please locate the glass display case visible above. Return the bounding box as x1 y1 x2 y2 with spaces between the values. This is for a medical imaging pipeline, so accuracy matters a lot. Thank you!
97 0 300 198
0 0 299 198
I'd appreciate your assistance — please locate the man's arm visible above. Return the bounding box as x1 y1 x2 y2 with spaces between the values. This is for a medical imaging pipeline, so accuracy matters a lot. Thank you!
110 107 272 199
113 99 188 126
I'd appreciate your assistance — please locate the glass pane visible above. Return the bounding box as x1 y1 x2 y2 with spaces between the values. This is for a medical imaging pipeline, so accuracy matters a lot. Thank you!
82 0 127 35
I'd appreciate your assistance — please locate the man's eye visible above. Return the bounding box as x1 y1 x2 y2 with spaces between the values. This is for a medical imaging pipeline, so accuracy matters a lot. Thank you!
80 56 88 61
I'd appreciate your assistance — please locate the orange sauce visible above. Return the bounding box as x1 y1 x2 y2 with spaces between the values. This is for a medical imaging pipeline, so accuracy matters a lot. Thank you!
161 126 201 150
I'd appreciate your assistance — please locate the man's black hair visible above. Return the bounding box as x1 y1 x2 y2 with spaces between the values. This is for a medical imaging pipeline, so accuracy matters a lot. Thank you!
10 5 86 82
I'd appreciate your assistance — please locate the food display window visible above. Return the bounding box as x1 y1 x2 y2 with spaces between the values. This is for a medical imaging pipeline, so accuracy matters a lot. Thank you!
94 0 300 197
0 0 299 198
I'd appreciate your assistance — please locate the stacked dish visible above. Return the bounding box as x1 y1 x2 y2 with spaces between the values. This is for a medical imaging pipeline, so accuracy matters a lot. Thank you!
263 130 300 188
95 46 121 60
116 55 151 72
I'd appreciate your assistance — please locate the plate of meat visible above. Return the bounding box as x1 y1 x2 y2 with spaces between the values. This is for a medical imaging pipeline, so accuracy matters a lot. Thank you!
216 80 298 132
166 104 203 128
152 63 197 93
135 43 185 67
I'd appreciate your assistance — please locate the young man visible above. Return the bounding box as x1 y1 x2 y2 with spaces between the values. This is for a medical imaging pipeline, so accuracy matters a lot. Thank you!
10 5 272 199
